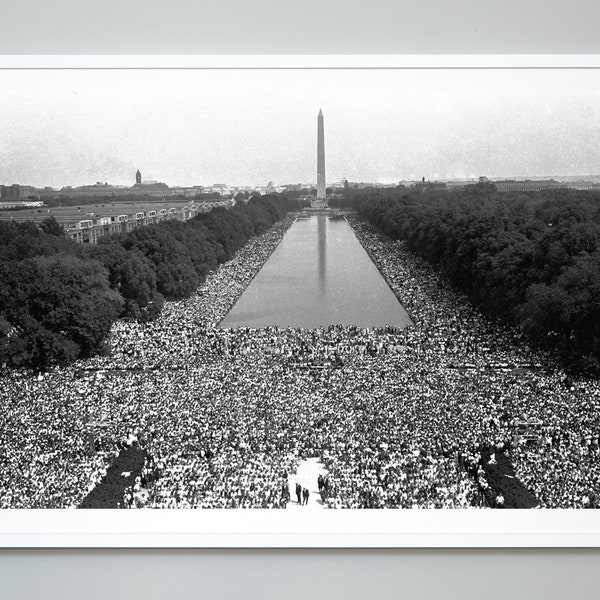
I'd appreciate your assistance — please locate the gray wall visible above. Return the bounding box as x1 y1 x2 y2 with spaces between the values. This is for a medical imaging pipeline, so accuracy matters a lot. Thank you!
2 1 600 598
2 548 600 600
1 0 600 55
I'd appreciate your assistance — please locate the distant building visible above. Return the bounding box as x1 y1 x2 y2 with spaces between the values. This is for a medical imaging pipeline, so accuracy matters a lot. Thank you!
122 174 169 198
0 198 235 244
281 183 304 192
493 179 566 193
412 180 447 193
265 181 279 195
169 186 205 197
445 180 477 190
0 200 43 209
207 184 232 197
0 184 37 199
563 180 598 191
133 181 168 189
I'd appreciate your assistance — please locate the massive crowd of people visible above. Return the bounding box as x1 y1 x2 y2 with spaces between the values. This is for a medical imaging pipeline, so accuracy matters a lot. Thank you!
1 212 599 509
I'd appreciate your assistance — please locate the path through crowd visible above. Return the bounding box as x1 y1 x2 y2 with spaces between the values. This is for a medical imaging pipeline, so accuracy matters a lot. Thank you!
287 457 328 509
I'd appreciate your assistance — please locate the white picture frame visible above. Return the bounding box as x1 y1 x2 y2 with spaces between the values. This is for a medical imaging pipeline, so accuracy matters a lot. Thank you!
1 54 600 548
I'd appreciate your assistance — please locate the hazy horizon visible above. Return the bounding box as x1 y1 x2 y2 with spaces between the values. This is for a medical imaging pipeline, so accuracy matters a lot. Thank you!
2 67 600 188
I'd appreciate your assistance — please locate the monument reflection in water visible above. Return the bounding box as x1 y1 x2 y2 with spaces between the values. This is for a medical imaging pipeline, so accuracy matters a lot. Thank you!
220 214 412 329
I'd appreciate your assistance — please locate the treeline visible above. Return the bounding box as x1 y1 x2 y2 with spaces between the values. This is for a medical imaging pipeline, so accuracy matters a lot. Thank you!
347 185 600 373
0 195 299 370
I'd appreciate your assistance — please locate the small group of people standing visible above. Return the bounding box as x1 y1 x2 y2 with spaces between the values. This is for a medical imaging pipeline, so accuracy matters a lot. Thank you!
317 474 331 501
295 482 310 505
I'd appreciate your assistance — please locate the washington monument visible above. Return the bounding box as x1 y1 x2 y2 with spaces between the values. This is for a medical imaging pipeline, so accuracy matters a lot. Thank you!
317 109 326 200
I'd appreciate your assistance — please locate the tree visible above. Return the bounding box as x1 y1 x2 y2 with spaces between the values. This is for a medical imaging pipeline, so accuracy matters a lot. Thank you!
86 243 164 321
0 255 123 369
119 226 199 300
39 216 65 237
0 192 300 369
354 186 600 371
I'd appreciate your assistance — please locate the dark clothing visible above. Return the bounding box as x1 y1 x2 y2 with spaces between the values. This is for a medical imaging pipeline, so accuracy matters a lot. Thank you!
295 483 302 504
302 488 309 505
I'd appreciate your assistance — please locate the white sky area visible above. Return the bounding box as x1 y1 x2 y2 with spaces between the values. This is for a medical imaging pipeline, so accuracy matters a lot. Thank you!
1 68 600 187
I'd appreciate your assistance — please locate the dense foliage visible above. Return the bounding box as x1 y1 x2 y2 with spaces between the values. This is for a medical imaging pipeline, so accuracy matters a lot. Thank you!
0 195 299 370
347 186 600 373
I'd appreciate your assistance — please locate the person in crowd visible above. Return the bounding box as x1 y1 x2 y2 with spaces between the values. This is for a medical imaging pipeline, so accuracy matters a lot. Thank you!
302 487 310 506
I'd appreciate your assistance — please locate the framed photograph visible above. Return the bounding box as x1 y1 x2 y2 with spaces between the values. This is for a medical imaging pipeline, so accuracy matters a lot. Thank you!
1 55 600 547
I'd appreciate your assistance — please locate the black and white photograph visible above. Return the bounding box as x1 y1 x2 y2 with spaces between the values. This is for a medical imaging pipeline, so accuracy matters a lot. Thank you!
1 59 600 525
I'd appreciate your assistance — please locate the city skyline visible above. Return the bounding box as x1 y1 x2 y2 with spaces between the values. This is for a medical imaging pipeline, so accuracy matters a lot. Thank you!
2 67 600 187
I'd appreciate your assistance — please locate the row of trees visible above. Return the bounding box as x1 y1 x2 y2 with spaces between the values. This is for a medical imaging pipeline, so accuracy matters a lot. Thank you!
0 195 300 370
344 186 600 373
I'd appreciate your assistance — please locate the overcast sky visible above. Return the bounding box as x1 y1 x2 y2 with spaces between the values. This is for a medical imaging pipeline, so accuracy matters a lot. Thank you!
1 67 600 188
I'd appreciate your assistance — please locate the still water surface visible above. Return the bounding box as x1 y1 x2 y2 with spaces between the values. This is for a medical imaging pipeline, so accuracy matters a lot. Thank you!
220 214 412 328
